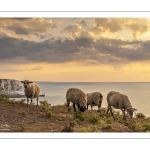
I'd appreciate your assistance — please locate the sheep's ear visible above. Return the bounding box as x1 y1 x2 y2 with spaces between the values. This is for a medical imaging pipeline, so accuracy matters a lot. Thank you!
133 108 137 111
29 81 33 83
21 81 24 83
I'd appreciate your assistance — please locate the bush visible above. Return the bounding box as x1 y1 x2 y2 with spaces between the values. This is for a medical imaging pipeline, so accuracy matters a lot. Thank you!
88 115 99 123
0 94 10 101
136 113 146 119
73 112 86 121
105 117 113 124
143 123 150 131
40 100 50 108
40 100 54 118
45 109 54 118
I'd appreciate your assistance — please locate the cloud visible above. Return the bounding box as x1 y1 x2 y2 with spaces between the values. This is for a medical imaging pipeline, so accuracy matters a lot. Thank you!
0 18 53 36
88 27 103 37
94 18 150 39
79 20 88 26
95 18 123 32
61 24 82 37
0 30 150 69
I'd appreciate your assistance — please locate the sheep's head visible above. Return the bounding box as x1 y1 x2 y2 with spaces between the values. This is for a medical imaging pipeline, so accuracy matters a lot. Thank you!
80 106 86 112
126 107 137 118
21 80 33 89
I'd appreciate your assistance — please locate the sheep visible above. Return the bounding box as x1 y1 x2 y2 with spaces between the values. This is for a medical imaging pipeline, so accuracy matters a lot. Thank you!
106 91 137 120
66 88 87 112
86 92 103 112
21 80 40 107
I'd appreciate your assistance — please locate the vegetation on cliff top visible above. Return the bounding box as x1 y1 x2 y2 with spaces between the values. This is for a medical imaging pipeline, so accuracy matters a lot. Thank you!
0 94 150 132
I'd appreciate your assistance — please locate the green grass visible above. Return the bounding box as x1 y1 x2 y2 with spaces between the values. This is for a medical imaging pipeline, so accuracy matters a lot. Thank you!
73 112 86 121
143 123 150 131
0 94 10 101
40 100 54 118
136 113 146 119
88 115 99 123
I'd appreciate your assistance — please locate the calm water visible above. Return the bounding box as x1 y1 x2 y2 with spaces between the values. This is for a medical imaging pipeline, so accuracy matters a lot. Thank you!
16 82 150 117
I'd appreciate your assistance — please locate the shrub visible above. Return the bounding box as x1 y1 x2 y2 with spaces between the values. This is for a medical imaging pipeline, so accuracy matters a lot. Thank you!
40 100 50 108
0 94 10 101
143 123 150 131
77 127 89 132
88 115 99 123
73 112 86 121
45 109 54 118
136 113 146 119
105 117 113 124
40 100 54 118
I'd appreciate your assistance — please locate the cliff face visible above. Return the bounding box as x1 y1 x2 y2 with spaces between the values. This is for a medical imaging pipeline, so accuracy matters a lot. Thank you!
0 79 22 91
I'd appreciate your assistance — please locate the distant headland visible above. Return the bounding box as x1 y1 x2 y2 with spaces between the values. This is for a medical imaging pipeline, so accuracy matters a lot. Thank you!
0 79 21 91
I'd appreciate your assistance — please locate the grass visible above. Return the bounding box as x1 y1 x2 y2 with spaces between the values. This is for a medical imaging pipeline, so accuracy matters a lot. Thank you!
136 113 146 119
88 115 99 123
0 94 10 101
40 100 54 118
1 96 150 132
143 123 150 132
73 112 86 121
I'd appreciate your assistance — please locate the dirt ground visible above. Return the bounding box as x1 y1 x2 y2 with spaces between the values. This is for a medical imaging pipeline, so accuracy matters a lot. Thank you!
0 100 148 132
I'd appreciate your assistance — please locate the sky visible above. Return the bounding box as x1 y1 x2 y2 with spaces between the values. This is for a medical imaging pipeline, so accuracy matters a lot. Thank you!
1 18 150 82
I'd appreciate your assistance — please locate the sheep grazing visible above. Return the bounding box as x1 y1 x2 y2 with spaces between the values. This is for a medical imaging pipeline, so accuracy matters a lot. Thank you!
106 91 137 120
66 88 87 112
86 92 103 112
21 80 40 107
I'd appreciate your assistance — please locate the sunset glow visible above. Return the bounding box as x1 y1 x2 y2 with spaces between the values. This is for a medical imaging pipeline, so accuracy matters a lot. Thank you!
1 18 150 82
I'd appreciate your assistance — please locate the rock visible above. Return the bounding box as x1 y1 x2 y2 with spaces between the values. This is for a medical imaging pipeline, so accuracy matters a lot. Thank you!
0 79 22 91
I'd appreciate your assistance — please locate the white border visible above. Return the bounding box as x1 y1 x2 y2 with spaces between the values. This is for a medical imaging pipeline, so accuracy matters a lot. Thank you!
0 12 150 18
0 0 150 141
0 0 150 12
0 133 150 139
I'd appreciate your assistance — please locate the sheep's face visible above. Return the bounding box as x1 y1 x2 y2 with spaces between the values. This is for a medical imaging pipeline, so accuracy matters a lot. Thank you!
80 106 86 112
21 80 33 89
126 108 137 118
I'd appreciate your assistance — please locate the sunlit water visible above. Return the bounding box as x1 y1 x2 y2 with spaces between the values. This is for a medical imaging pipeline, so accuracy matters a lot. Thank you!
12 82 150 117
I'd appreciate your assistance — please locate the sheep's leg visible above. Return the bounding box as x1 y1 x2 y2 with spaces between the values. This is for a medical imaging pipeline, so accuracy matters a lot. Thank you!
77 104 80 111
106 106 110 115
31 99 33 104
73 104 76 112
110 107 115 119
87 104 89 110
98 102 102 112
67 101 70 112
98 105 100 112
37 97 38 106
122 109 126 121
91 105 93 110
27 98 28 107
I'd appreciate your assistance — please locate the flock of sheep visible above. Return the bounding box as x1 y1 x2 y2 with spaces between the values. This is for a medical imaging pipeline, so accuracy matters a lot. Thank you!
21 80 137 121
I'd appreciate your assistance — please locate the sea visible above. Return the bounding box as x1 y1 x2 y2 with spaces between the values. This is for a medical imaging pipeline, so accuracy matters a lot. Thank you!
14 82 150 117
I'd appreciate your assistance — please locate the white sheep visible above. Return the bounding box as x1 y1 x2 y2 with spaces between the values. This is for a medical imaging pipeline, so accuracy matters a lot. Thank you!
66 88 87 112
21 80 40 107
106 91 137 120
86 92 103 112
